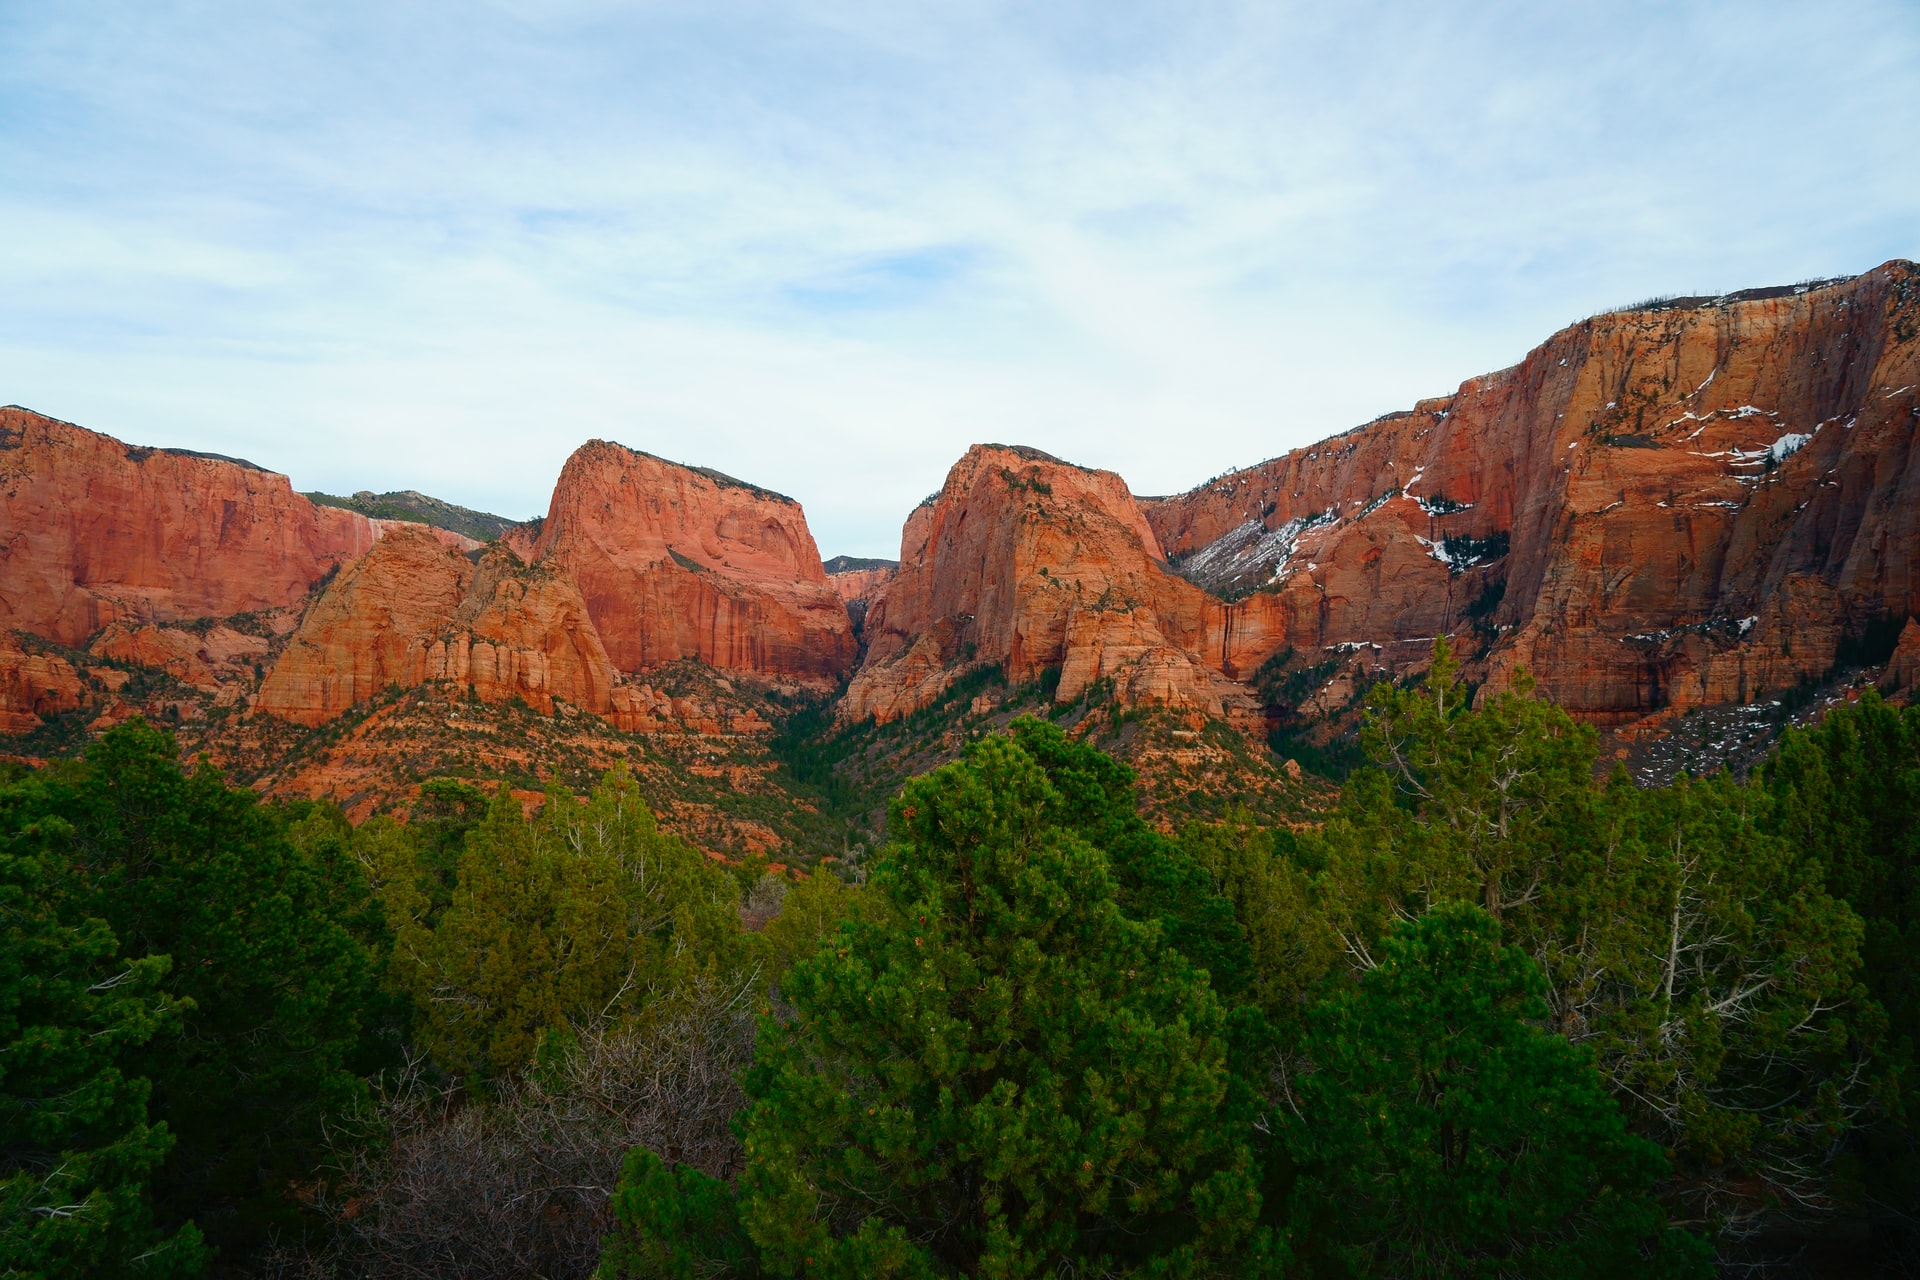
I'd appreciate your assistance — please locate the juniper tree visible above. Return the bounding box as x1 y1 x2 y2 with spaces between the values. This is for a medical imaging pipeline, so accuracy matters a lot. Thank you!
604 731 1268 1279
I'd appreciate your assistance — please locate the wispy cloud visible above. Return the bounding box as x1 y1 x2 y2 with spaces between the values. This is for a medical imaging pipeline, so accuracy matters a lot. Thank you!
1 1 1915 554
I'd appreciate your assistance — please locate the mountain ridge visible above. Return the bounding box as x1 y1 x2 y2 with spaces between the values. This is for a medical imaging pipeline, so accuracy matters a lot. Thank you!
5 258 1918 854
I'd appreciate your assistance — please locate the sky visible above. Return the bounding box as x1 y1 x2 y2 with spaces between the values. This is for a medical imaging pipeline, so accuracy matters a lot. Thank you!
3 2 1917 558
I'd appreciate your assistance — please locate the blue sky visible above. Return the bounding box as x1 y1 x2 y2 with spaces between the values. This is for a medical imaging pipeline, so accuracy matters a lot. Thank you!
3 2 1916 557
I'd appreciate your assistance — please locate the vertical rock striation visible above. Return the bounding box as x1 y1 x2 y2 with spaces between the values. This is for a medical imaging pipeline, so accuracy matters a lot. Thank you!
0 407 428 646
531 441 856 686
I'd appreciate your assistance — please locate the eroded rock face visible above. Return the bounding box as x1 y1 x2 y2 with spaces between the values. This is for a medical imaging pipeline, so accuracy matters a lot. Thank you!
533 441 856 687
0 631 85 735
0 407 475 647
255 529 637 727
1146 262 1920 722
256 525 477 726
89 623 272 696
823 557 898 637
843 445 1258 723
255 442 860 728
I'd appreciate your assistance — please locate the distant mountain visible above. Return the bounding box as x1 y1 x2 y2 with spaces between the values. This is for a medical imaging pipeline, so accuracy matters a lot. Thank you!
303 488 520 543
824 555 898 573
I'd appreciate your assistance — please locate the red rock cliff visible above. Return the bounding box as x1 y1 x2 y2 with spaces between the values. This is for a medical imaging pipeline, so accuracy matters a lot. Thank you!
1144 261 1920 722
0 408 403 645
256 526 625 727
532 441 855 687
0 407 478 647
843 446 1278 722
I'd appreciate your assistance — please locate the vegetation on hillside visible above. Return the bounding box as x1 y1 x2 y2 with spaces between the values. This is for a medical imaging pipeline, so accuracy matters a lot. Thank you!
302 489 520 542
6 646 1919 1276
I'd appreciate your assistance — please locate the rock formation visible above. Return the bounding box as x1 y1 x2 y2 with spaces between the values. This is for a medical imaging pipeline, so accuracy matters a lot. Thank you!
9 260 1920 764
0 631 85 735
1143 262 1920 723
531 441 856 686
823 556 897 636
90 622 273 697
0 406 476 647
843 446 1266 723
255 442 858 728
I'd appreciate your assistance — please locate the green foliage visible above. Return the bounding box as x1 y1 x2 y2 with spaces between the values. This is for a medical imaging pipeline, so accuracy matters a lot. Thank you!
1759 690 1920 1216
1308 643 1873 1225
301 488 517 542
1006 718 1252 1000
755 866 871 980
642 732 1265 1278
1281 904 1709 1279
1314 639 1604 934
375 766 746 1077
0 830 207 1279
599 1148 760 1280
1248 647 1339 709
1178 811 1332 1021
2 721 378 1258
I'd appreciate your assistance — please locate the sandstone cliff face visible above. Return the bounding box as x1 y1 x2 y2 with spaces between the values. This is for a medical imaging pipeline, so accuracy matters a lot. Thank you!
532 441 856 687
89 622 273 697
0 407 478 648
0 631 85 735
256 527 630 727
1145 262 1920 722
825 564 897 607
843 446 1259 723
255 442 858 729
824 558 898 637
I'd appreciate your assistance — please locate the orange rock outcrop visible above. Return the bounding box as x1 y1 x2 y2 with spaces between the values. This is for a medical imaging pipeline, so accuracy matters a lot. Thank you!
1143 261 1920 722
0 631 85 735
0 407 479 648
824 559 898 638
256 528 635 727
843 446 1266 723
89 623 273 698
255 443 858 728
532 442 855 687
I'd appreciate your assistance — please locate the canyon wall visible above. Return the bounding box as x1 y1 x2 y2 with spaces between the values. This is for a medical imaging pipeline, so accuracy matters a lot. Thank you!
1142 261 1920 721
0 406 465 647
843 445 1283 723
531 441 855 686
2 419 853 737
8 259 1919 748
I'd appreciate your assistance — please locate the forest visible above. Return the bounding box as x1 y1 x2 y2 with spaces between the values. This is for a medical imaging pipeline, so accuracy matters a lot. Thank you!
6 640 1917 1278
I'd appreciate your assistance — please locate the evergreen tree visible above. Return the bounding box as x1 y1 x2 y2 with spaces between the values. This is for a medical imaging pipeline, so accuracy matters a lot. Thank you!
1309 645 1871 1228
606 731 1266 1278
1758 690 1920 1236
2 721 377 1258
377 766 744 1078
0 826 206 1278
1281 903 1708 1280
1178 810 1333 1024
1007 718 1252 1001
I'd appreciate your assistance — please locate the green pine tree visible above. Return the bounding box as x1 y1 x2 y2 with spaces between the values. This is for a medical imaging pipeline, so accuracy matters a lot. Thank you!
605 730 1267 1278
378 766 745 1078
1 815 207 1278
4 720 378 1259
1281 903 1708 1280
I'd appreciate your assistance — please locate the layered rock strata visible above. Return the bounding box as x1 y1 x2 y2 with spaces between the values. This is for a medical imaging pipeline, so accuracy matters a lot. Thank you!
0 632 85 735
531 442 855 686
255 443 857 728
0 407 475 647
843 446 1280 723
823 556 898 636
1143 262 1920 722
